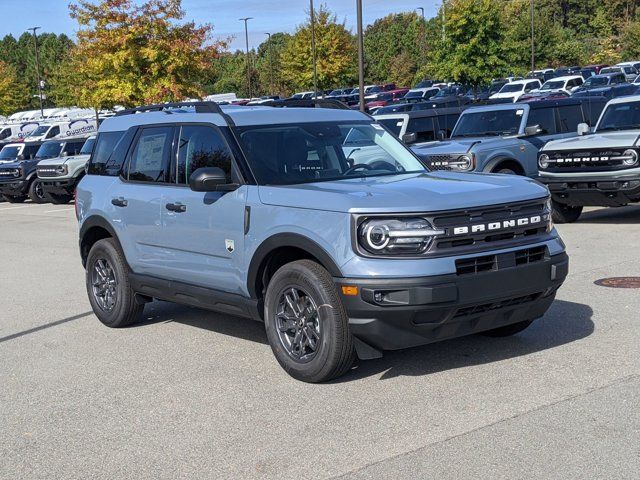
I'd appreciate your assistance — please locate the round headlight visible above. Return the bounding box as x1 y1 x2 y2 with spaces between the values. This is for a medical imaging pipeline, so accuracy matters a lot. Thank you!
622 149 638 166
365 223 390 250
538 154 550 169
452 155 473 170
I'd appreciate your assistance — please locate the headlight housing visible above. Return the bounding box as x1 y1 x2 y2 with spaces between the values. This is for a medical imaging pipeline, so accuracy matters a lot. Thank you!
357 217 445 256
538 153 550 169
622 149 638 166
55 164 68 175
450 154 474 171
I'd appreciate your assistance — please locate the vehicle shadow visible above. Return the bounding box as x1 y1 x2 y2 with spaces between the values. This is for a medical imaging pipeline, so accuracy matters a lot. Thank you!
336 299 594 382
575 205 640 224
135 299 593 383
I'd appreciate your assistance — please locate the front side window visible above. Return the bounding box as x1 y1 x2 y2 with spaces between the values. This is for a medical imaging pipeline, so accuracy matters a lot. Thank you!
557 105 585 132
597 101 640 132
237 121 425 185
46 126 60 138
0 128 10 140
452 109 523 137
175 125 233 185
405 117 436 142
63 141 85 156
79 137 96 155
88 131 126 176
526 107 556 134
376 118 404 136
127 126 173 182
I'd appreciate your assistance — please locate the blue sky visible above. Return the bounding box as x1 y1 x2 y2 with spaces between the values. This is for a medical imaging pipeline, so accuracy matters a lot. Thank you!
0 0 441 50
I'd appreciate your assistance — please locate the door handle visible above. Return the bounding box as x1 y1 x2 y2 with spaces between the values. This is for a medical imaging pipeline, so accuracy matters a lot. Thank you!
111 197 127 207
165 202 187 213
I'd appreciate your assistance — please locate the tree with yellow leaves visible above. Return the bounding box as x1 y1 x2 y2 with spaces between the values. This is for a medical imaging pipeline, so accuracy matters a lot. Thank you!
0 61 28 116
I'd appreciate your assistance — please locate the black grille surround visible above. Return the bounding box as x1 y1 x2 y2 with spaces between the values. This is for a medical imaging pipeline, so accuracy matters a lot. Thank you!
425 154 458 171
352 198 553 259
36 166 62 178
542 148 639 173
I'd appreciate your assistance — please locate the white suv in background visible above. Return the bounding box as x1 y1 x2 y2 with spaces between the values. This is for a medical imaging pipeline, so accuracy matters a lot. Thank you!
490 79 542 102
538 75 584 95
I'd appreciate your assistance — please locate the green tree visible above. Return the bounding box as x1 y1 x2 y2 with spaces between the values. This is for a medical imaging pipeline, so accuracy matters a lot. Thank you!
256 32 293 96
0 61 29 116
281 5 356 91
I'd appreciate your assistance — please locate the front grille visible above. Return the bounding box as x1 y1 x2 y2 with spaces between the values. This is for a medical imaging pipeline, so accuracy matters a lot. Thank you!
432 199 550 254
455 246 548 276
0 169 19 178
37 166 60 177
425 154 456 171
544 149 637 173
453 292 543 318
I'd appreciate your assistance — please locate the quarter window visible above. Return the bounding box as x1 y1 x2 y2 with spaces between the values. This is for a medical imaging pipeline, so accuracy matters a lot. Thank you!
174 125 233 185
127 126 174 183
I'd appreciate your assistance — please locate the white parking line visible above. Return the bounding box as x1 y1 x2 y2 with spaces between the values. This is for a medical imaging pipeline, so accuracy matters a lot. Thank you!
43 208 73 214
0 205 32 212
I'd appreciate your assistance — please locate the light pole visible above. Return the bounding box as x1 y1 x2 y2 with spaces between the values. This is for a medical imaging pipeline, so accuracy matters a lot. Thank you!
27 26 44 118
309 0 318 99
416 7 425 67
356 0 365 112
530 0 535 71
416 7 424 20
265 32 275 96
239 17 253 98
441 1 446 42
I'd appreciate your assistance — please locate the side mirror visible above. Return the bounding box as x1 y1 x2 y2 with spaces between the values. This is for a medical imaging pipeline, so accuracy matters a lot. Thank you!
17 154 25 160
189 167 237 192
577 123 590 136
524 125 543 136
437 130 447 141
60 151 69 158
401 132 418 144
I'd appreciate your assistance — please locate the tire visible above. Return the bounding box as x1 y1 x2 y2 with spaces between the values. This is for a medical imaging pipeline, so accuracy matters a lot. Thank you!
47 192 73 204
481 319 534 337
264 259 355 383
2 195 26 203
85 238 144 328
496 168 517 175
551 201 582 224
28 179 47 203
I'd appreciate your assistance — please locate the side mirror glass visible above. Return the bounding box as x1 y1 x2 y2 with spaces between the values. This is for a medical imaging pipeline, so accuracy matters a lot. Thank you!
524 125 543 136
189 167 237 192
577 123 590 136
401 132 418 144
437 130 447 141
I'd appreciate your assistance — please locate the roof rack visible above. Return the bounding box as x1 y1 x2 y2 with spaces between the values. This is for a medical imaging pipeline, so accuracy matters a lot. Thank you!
115 101 224 116
262 98 350 110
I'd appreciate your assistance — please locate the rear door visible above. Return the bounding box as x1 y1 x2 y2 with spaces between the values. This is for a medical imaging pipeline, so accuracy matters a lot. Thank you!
160 124 247 294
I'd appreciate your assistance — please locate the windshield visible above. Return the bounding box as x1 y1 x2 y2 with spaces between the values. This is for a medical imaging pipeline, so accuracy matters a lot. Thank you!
499 83 524 93
597 101 640 132
27 125 50 137
80 137 96 155
541 80 565 90
600 68 619 75
0 146 20 160
237 121 425 185
583 76 609 87
376 118 404 136
452 109 523 137
35 142 63 159
405 90 424 98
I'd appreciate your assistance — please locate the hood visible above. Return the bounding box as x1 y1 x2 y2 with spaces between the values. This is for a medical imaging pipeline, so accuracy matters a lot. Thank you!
490 92 518 99
37 153 90 167
542 131 640 152
411 137 498 156
257 172 548 214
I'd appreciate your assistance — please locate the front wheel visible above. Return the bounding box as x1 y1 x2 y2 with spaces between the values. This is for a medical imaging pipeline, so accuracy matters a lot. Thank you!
28 179 47 203
264 260 355 383
86 238 144 328
551 201 583 224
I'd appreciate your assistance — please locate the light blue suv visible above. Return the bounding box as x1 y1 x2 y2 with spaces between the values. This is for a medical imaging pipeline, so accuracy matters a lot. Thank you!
77 101 568 382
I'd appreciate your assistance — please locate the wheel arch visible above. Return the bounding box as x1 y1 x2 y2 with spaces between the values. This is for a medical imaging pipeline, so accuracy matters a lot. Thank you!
484 156 526 175
247 233 343 299
79 215 123 268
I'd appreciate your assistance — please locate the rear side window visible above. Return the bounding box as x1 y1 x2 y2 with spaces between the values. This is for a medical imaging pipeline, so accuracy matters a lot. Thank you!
174 125 233 185
127 126 174 183
87 131 126 176
557 105 585 133
526 107 556 134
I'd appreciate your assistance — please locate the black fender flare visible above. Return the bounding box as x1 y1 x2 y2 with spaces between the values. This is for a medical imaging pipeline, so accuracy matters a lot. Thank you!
483 156 524 174
79 215 124 266
247 233 343 298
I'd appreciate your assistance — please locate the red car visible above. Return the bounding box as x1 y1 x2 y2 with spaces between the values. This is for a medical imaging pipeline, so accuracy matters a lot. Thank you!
365 88 409 111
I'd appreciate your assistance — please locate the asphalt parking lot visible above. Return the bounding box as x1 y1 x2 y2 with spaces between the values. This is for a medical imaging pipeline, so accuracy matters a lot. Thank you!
1 201 639 479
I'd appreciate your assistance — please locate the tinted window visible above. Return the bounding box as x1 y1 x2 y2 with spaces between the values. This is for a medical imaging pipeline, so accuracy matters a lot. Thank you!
526 107 556 134
435 113 461 136
79 137 96 155
376 118 403 136
46 126 60 139
0 146 20 159
452 109 523 137
63 141 85 156
597 101 640 131
35 142 63 159
175 125 233 185
127 126 173 183
88 131 126 176
0 128 10 140
23 144 41 159
406 117 436 142
557 105 584 132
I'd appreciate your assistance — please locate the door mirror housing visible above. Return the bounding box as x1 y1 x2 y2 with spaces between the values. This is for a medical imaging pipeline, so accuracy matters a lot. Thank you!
524 125 543 136
16 154 25 161
437 130 447 141
189 167 238 192
577 123 590 136
60 151 69 158
401 132 417 144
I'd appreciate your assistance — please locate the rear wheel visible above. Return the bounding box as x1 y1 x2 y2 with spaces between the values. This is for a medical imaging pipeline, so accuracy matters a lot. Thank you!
264 259 355 383
482 320 534 337
2 194 25 203
47 192 73 204
86 238 144 328
28 179 47 203
551 201 583 223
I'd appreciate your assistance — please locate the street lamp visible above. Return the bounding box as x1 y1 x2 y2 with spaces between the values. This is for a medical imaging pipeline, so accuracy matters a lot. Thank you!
416 7 424 19
239 17 253 99
27 26 44 118
356 0 365 112
530 0 535 71
309 0 318 99
265 32 275 95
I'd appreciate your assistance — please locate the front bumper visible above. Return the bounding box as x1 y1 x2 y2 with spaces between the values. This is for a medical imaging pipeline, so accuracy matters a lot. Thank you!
0 179 28 196
539 173 640 207
40 177 77 195
335 251 568 352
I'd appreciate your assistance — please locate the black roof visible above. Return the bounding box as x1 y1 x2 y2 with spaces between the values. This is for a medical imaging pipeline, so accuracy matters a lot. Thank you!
525 97 601 109
379 106 467 118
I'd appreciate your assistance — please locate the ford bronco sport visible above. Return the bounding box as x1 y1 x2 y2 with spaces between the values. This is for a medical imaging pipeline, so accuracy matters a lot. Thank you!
77 101 568 382
539 95 640 222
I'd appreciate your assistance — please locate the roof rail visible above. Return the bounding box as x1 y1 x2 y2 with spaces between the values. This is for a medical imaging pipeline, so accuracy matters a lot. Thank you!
115 101 223 116
262 98 350 110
